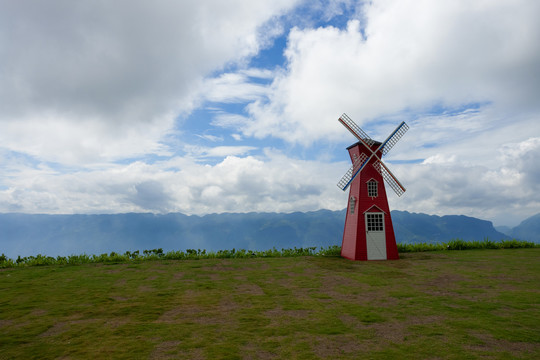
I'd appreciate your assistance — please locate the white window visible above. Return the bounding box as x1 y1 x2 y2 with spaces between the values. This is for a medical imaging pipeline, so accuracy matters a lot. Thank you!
366 213 384 232
349 196 356 214
367 180 378 197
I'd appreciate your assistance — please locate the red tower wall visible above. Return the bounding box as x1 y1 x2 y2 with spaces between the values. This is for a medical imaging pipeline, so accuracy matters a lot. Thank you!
341 142 399 261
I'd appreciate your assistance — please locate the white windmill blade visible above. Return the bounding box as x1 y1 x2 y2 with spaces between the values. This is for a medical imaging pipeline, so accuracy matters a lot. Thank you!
373 160 406 197
379 121 409 157
337 153 369 191
338 114 376 147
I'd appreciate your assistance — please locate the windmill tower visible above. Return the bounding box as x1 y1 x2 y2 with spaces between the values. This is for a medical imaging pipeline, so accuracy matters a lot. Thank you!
337 113 409 261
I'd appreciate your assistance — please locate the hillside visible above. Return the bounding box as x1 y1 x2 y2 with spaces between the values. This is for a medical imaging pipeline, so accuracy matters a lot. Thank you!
0 210 531 258
1 249 539 359
391 210 511 243
510 213 540 243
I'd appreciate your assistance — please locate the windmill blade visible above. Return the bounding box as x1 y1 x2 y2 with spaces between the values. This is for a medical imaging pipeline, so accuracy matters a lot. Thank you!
373 160 406 197
380 121 409 156
337 152 369 191
338 114 375 147
337 114 409 194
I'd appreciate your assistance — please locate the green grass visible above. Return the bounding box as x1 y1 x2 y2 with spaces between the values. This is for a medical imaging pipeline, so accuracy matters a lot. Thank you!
1 248 539 359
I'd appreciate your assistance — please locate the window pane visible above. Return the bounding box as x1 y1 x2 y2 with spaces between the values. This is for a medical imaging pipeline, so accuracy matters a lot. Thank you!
367 213 383 231
367 180 378 197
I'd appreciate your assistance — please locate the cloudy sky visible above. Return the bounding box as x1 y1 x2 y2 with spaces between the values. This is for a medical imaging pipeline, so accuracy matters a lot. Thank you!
1 0 539 226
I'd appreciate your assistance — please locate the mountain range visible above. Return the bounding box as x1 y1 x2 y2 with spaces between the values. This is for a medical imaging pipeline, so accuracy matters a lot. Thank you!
0 210 538 258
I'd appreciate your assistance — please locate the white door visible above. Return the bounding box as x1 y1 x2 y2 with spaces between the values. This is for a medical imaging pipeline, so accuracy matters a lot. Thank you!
365 213 387 260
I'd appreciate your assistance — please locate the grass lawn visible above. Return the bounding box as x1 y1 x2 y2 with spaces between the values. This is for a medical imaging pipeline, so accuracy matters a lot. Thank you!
1 248 539 359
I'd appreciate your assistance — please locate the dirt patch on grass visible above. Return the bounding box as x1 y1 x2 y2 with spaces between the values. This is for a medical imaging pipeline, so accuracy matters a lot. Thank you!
311 334 365 358
264 307 312 317
39 322 67 337
263 307 313 326
235 283 265 296
415 273 475 298
138 285 155 292
104 264 130 274
208 259 271 273
218 297 240 313
209 260 236 272
114 278 127 286
0 319 14 328
104 317 131 329
339 314 446 346
466 331 540 356
156 305 203 323
173 272 185 280
38 318 101 338
318 274 377 302
241 347 278 360
30 309 48 316
148 340 182 360
424 273 467 287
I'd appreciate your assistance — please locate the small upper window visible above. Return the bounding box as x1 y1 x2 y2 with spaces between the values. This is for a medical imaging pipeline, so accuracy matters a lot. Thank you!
367 180 378 197
349 196 356 214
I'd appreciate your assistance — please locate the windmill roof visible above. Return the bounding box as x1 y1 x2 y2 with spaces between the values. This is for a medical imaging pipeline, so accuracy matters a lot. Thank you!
347 139 382 150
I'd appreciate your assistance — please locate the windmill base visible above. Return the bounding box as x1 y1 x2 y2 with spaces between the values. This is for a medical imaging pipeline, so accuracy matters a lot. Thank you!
341 210 400 261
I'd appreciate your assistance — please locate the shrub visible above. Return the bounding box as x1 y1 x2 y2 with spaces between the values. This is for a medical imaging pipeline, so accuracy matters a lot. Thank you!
1 241 538 268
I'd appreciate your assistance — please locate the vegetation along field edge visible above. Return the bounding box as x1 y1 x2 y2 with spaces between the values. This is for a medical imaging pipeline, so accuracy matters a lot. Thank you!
1 239 538 268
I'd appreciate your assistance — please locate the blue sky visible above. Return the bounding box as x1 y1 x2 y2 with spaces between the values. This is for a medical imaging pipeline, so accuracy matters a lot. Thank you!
0 0 539 226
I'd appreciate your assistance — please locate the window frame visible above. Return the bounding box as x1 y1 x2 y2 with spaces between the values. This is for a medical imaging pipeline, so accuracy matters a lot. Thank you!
367 179 378 198
366 213 384 232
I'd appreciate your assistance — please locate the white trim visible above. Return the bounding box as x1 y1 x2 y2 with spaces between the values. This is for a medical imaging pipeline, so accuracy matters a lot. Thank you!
365 212 387 260
363 204 386 214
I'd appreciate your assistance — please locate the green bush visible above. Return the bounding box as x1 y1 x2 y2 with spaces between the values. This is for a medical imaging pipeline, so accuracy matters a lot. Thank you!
397 238 538 253
1 240 538 268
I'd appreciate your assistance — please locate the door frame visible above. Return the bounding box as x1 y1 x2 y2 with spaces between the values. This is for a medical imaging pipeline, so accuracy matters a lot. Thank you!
365 212 387 260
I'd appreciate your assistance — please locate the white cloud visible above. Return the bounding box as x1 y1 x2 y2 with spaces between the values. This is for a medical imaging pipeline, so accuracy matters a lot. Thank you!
422 154 457 165
195 0 540 225
229 0 540 145
195 134 224 142
1 0 539 227
390 136 540 226
0 150 347 215
202 71 271 103
211 113 251 129
1 133 538 226
0 113 174 165
0 0 299 165
184 145 257 158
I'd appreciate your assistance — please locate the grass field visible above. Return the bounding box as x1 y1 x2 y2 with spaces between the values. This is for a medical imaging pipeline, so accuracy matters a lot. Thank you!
1 248 539 359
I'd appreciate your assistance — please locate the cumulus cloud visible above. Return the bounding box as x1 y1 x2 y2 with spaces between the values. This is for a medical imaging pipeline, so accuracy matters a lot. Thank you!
202 70 273 103
195 0 540 225
0 150 347 215
1 0 539 227
0 0 299 164
226 0 540 145
390 137 540 226
184 145 257 158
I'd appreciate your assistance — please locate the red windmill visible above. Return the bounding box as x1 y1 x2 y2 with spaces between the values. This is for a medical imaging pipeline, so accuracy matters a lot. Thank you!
337 113 409 261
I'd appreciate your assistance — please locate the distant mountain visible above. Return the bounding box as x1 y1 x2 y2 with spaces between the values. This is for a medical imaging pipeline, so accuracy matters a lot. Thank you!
0 210 535 258
0 211 345 258
509 213 540 243
494 225 513 236
391 211 510 244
